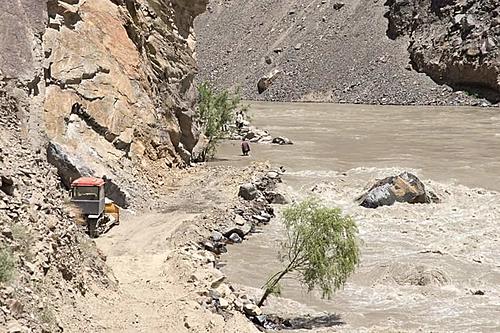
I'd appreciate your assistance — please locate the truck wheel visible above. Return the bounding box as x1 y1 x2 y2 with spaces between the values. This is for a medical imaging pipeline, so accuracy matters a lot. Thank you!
87 218 98 238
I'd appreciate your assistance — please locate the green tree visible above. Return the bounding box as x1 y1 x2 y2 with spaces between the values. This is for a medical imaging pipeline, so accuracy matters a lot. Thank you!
197 83 242 159
258 197 360 307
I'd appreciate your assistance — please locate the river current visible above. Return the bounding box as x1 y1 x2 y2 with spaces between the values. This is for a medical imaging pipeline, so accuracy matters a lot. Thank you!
215 102 500 332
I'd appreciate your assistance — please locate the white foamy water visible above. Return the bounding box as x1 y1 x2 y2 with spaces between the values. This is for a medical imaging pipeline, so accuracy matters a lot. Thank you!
214 102 500 332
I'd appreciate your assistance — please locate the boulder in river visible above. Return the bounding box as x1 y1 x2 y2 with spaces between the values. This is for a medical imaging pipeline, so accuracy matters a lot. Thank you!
272 136 293 145
359 172 436 208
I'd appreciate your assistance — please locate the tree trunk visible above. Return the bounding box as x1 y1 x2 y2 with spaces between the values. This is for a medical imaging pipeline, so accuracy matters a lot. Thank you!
257 268 289 307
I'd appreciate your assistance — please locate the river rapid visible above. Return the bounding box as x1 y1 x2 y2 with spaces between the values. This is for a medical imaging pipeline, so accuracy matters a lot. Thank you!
214 102 500 332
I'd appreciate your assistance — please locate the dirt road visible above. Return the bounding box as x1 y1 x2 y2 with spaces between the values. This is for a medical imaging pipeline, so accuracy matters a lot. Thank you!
83 166 263 333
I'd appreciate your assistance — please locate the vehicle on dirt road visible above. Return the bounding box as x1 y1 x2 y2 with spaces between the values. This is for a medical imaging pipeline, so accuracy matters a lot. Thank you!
70 177 120 238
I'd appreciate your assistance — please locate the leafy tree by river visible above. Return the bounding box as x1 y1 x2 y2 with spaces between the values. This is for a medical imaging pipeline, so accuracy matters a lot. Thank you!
258 197 360 307
197 83 244 159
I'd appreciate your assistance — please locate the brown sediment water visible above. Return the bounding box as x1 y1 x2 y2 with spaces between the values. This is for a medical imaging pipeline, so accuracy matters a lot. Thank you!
214 102 500 332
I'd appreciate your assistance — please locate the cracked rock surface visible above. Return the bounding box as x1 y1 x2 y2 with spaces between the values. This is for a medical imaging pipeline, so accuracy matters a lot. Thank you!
1 0 209 204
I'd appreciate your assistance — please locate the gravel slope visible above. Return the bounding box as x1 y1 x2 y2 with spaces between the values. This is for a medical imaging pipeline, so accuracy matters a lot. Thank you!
194 0 492 106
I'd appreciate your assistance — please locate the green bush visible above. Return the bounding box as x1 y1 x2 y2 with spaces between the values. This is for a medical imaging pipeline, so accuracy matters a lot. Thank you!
258 197 360 306
0 247 15 283
197 83 242 159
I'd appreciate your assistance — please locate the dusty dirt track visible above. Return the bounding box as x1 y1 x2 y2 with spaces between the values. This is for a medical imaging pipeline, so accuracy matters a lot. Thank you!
83 165 264 333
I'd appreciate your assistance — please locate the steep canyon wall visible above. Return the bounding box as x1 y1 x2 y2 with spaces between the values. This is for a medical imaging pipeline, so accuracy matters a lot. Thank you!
1 0 208 204
0 1 207 330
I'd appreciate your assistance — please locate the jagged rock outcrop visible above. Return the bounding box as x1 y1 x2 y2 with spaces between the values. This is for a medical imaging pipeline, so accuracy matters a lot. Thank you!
42 0 209 191
1 0 208 206
386 0 500 102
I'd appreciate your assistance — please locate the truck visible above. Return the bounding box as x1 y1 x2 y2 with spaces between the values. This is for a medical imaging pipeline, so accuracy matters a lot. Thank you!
70 177 120 238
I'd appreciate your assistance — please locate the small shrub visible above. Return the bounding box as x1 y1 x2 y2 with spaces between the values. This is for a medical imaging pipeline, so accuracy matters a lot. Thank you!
197 83 243 159
0 247 15 283
258 197 360 306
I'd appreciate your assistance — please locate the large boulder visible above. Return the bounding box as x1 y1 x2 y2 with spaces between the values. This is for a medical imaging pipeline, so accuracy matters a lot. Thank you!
257 68 282 94
359 172 435 208
0 176 15 196
238 183 259 200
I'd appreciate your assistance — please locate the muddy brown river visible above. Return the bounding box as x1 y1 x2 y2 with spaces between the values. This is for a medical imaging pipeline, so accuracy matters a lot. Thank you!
215 102 500 332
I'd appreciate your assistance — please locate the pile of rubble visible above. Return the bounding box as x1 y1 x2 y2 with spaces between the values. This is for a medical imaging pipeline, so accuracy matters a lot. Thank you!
0 100 112 332
202 168 288 255
229 121 293 145
181 168 291 326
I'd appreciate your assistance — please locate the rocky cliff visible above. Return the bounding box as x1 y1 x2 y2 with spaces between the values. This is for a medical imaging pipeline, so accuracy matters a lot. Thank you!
386 0 500 103
1 97 114 332
195 0 494 106
1 0 208 207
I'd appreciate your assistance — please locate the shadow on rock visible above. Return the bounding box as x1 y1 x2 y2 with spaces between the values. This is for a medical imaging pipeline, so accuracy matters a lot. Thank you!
258 313 345 330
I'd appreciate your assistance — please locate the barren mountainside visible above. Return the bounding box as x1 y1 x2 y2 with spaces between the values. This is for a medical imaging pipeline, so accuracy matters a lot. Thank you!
195 0 499 105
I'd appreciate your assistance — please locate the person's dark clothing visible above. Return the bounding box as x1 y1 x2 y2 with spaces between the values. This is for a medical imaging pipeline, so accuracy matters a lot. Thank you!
241 141 250 156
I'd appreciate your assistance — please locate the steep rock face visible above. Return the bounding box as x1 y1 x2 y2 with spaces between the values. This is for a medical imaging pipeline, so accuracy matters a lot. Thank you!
386 0 500 102
43 0 208 193
0 84 114 333
0 0 47 146
1 0 208 204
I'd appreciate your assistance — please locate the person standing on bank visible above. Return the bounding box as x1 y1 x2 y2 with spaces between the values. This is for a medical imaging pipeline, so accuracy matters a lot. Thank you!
241 138 251 156
235 111 244 129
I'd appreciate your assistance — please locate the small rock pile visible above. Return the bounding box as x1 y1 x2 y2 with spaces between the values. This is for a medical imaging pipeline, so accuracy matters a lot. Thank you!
202 168 288 255
229 119 293 146
0 100 112 332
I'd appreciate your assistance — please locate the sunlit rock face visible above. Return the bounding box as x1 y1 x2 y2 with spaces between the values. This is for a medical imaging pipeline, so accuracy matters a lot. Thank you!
1 0 208 197
387 0 500 102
